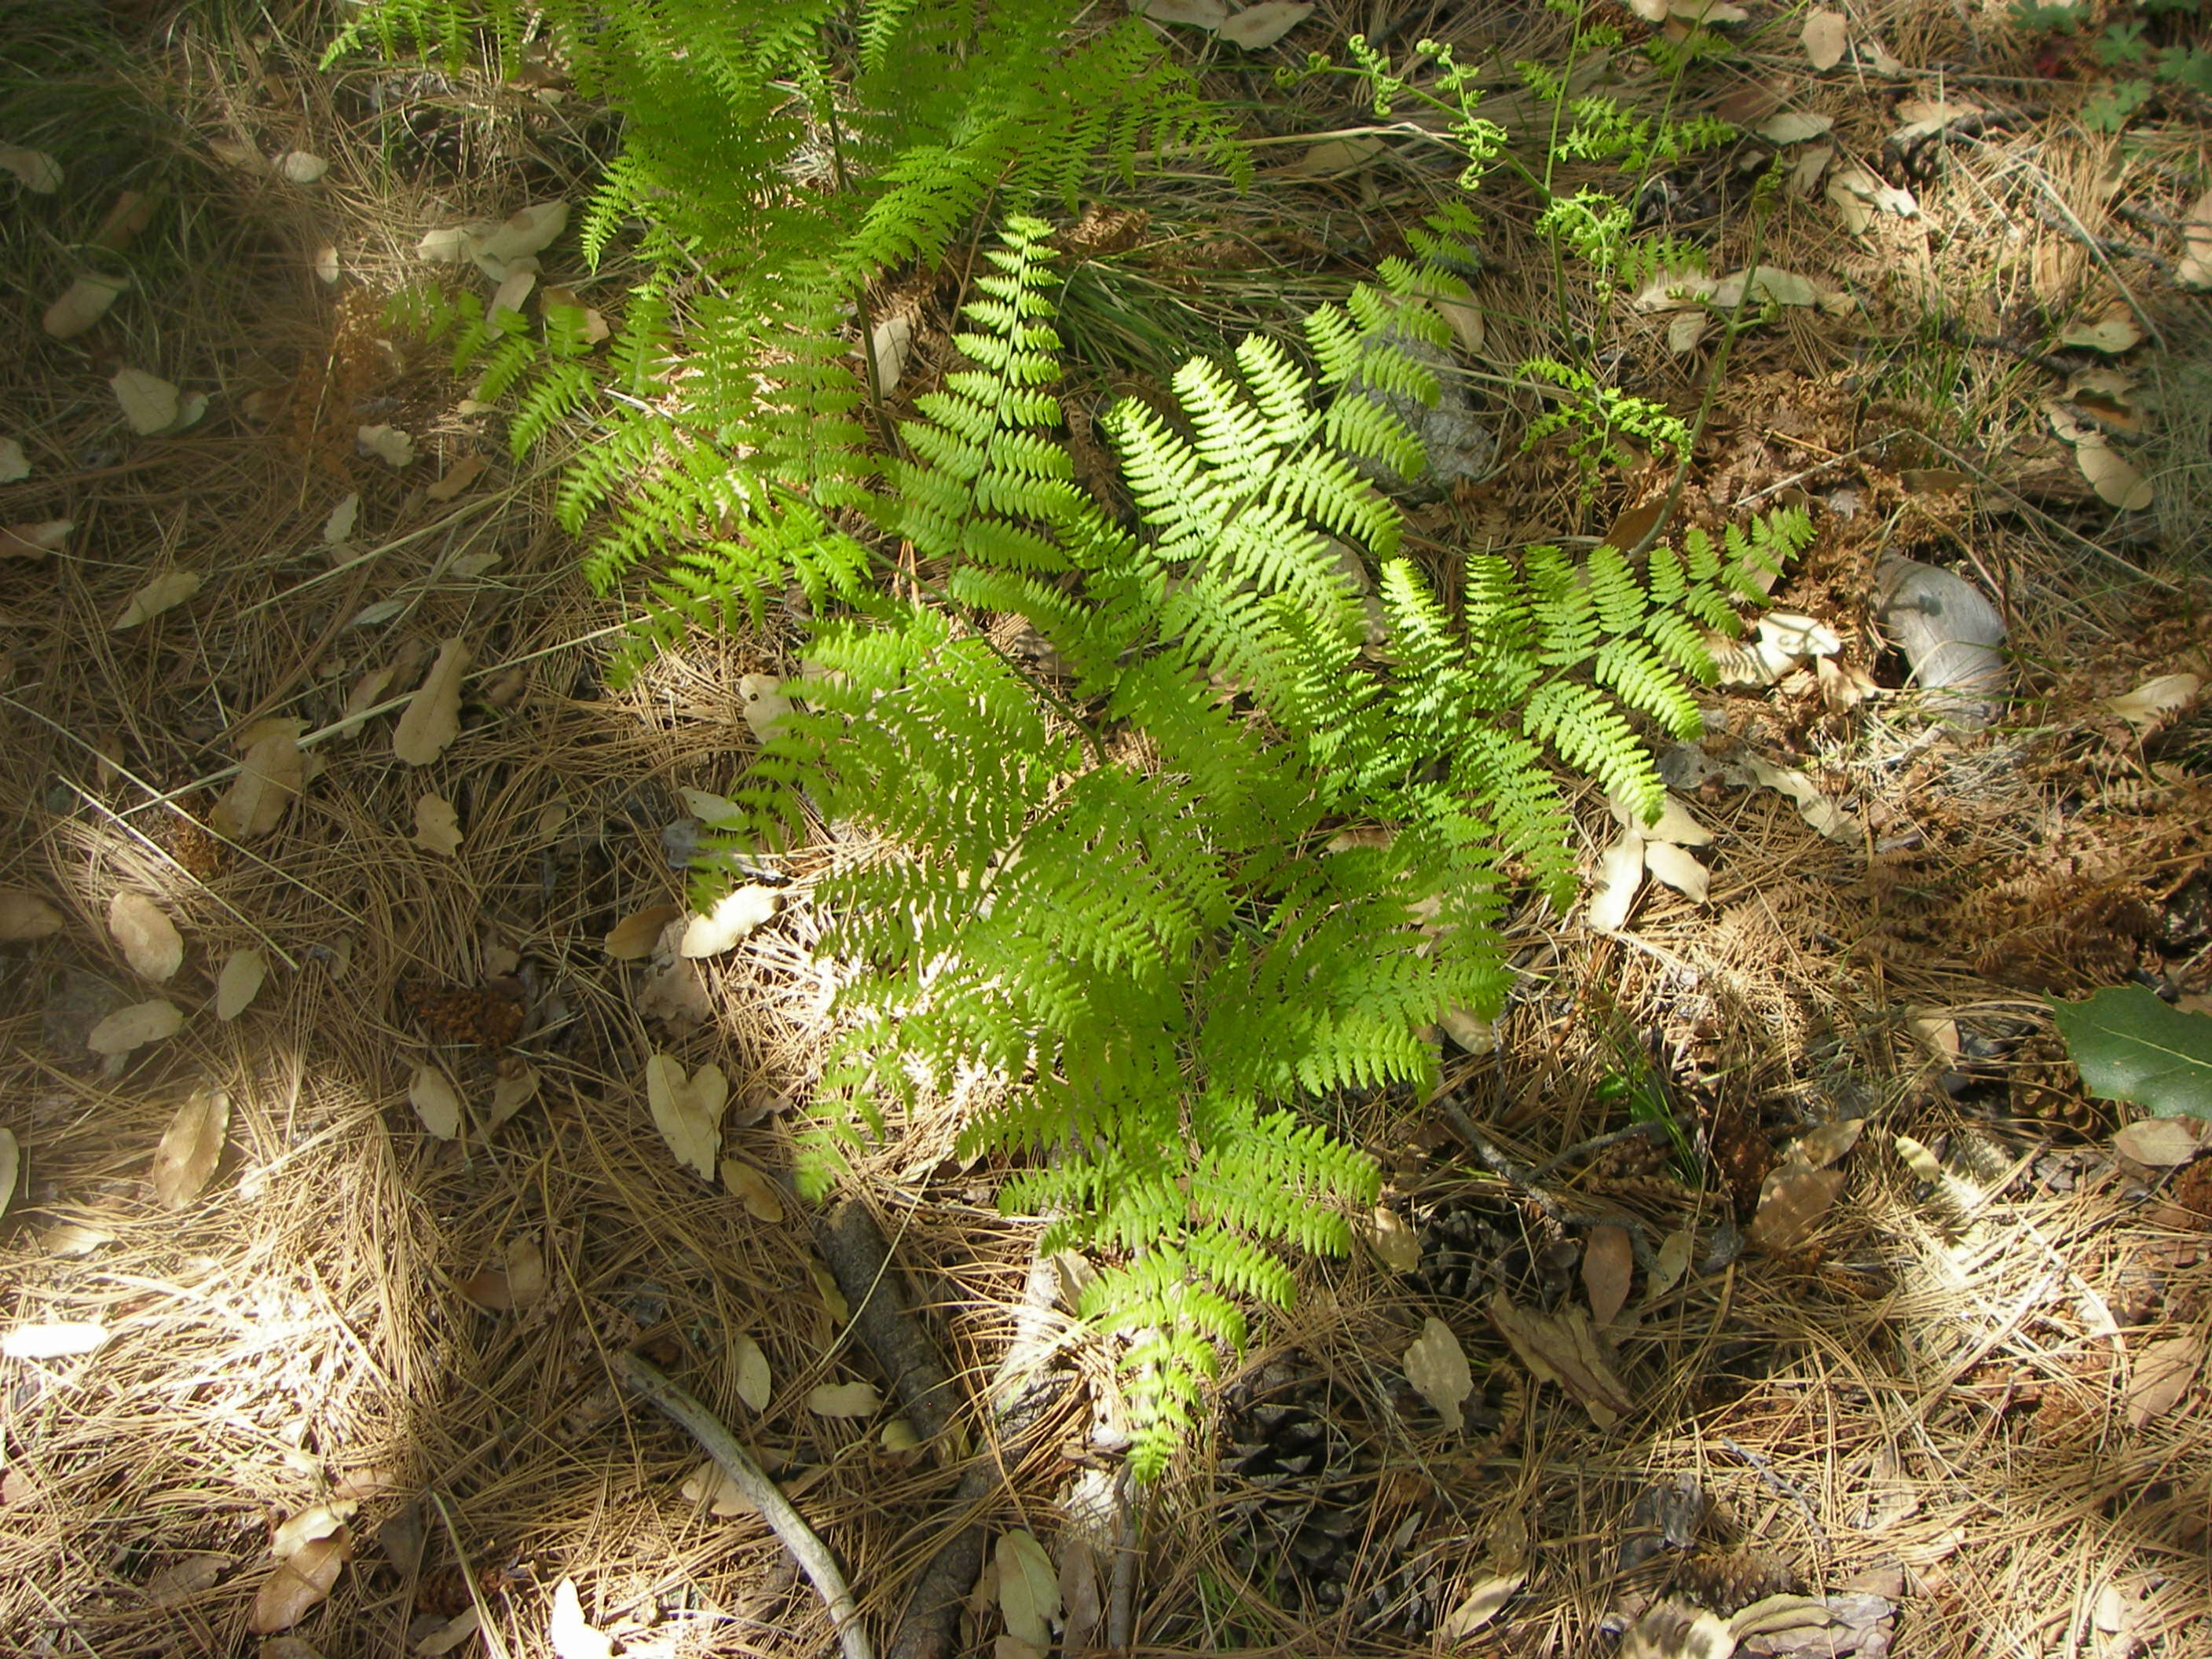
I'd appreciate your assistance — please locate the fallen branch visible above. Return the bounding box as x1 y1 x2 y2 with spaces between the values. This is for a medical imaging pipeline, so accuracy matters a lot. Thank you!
612 1350 873 1659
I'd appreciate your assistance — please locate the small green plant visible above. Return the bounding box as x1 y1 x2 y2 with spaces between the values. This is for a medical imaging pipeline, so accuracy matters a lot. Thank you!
718 218 1808 1474
2010 0 2212 131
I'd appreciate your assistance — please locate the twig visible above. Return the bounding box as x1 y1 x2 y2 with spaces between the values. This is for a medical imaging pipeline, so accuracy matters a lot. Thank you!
1527 1118 1683 1181
611 1351 873 1659
1438 1097 1659 1269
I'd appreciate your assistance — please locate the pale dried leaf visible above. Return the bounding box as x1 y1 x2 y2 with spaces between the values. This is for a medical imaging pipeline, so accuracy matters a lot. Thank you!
489 267 537 318
108 892 183 981
994 1640 1045 1659
1646 1227 1692 1299
1634 266 1716 310
738 673 792 742
1441 1570 1526 1639
42 273 127 339
1281 134 1386 176
1588 831 1645 932
545 1576 613 1659
1404 1315 1473 1423
276 151 328 185
112 368 180 435
1788 141 1833 196
2111 1116 2210 1166
249 1535 346 1634
409 1065 463 1140
808 1379 882 1417
679 788 743 825
357 424 413 468
605 903 680 960
2126 1335 2199 1426
505 1233 546 1307
87 998 183 1056
152 1086 228 1210
412 794 463 855
0 145 62 192
1893 1133 1946 1185
645 1054 727 1178
1668 0 1748 22
1620 1599 1737 1659
0 1126 14 1221
811 1258 850 1321
680 884 782 957
1217 1 1312 48
323 493 358 545
1583 1224 1635 1325
211 730 303 839
1792 1116 1866 1169
427 454 488 502
213 948 268 1021
1627 0 1668 19
0 889 64 941
416 223 476 263
471 200 568 269
1436 1005 1500 1053
1486 1292 1635 1426
413 1610 478 1656
1131 0 1230 24
1906 1010 1960 1061
2107 672 2200 728
721 1159 785 1222
488 1064 540 1129
37 1224 107 1255
1741 754 1860 841
2057 313 2142 354
997 1529 1060 1648
1826 171 1875 234
1800 9 1847 68
1667 309 1710 355
273 1502 356 1562
392 638 468 765
734 1335 771 1412
1612 789 1713 845
2074 436 2154 511
2177 185 2212 290
1756 112 1833 144
2 1320 110 1359
1369 1205 1421 1273
1749 1164 1847 1252
112 570 202 630
1643 840 1711 903
869 312 913 397
683 1460 761 1517
0 438 26 482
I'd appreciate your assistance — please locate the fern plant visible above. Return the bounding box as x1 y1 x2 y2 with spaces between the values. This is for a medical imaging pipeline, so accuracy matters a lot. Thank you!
719 218 1809 1474
343 0 1243 618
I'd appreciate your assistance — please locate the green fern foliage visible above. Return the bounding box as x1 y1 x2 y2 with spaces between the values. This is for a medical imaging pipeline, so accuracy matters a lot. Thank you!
711 221 1811 1476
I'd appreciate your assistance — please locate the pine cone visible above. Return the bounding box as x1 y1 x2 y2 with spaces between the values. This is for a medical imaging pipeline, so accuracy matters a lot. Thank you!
1677 1545 1796 1613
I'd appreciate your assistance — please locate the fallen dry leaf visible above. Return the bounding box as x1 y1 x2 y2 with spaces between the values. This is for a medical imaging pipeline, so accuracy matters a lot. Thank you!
2125 1335 2200 1427
1643 840 1711 903
1369 1205 1421 1273
1588 830 1646 932
1131 0 1230 24
1404 1315 1474 1425
1800 8 1847 69
488 1063 540 1129
276 151 328 185
0 888 64 940
42 272 127 339
683 1461 761 1518
312 243 339 284
811 1257 850 1321
152 1085 229 1210
392 638 469 765
322 493 358 546
112 570 203 630
2072 435 2154 511
680 884 781 957
108 892 183 980
1613 789 1714 845
210 729 302 839
1487 1292 1635 1426
112 368 180 435
604 903 679 959
409 1064 463 1140
273 1502 356 1562
808 1379 881 1417
2111 1116 2210 1166
2 1320 111 1360
356 424 412 468
1749 1163 1847 1252
505 1232 547 1307
1583 1224 1635 1325
734 1335 772 1411
1791 1117 1866 1169
738 672 792 742
412 793 464 855
0 1128 16 1221
2178 185 2212 290
1756 112 1833 145
1646 1228 1692 1300
470 199 569 276
0 145 61 192
998 1529 1060 1650
215 948 266 1020
721 1158 784 1222
0 437 26 482
1217 1 1312 48
2 518 72 559
2058 313 2143 355
88 998 183 1057
645 1053 729 1179
249 1532 346 1633
426 453 489 502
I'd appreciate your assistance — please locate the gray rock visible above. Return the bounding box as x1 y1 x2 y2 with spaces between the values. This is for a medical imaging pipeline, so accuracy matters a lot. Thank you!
1346 328 1495 503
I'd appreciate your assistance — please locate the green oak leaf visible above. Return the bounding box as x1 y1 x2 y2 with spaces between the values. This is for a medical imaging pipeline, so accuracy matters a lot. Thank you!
2049 985 2212 1120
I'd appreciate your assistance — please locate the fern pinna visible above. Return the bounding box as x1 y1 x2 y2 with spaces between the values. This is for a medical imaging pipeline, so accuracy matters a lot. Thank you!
720 218 1810 1475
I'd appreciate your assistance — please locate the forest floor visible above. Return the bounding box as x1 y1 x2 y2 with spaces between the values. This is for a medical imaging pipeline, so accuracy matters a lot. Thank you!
2 2 2210 1657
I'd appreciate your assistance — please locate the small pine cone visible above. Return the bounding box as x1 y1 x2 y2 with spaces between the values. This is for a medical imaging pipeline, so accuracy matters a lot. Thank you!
2008 1030 2107 1136
1677 1546 1796 1613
